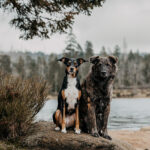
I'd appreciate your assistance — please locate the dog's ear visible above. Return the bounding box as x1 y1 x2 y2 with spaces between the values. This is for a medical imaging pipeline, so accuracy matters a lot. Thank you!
90 56 99 64
57 57 70 65
108 56 118 64
77 58 88 66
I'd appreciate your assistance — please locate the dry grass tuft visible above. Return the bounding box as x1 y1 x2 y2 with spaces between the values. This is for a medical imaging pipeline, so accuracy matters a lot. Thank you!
0 72 49 139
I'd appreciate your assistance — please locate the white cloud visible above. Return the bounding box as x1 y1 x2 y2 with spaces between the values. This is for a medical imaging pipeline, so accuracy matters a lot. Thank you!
0 0 150 54
73 0 150 53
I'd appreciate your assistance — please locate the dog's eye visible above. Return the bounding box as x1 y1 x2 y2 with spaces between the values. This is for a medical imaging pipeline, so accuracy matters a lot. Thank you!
106 63 110 66
74 62 77 65
67 62 71 66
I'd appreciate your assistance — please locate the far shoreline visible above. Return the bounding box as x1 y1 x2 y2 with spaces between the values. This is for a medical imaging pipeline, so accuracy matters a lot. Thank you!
46 95 150 100
46 88 150 100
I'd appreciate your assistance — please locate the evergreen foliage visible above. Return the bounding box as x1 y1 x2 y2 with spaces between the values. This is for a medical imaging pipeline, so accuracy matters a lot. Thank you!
0 0 104 39
0 31 150 94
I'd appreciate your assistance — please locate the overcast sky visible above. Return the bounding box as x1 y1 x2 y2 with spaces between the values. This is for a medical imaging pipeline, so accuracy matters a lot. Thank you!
0 0 150 54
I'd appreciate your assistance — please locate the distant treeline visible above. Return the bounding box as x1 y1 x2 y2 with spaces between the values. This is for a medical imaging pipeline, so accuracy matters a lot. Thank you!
0 31 150 94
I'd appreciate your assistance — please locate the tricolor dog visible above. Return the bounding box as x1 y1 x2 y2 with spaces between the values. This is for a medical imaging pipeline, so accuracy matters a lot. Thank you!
53 57 87 134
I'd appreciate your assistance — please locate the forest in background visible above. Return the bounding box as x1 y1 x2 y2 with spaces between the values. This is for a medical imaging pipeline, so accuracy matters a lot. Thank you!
0 30 150 95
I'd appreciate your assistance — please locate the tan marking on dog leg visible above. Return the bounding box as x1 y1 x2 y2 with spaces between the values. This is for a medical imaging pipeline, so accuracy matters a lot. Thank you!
61 90 66 100
75 105 80 134
78 90 81 100
74 90 81 134
55 109 61 131
61 90 66 133
58 112 62 125
87 97 91 110
61 105 67 133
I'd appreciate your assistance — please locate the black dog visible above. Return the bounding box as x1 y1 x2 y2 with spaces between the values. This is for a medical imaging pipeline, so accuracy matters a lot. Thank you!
79 56 118 140
53 57 87 134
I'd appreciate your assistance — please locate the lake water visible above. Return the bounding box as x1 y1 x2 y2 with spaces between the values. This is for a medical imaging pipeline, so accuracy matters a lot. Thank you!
36 98 150 130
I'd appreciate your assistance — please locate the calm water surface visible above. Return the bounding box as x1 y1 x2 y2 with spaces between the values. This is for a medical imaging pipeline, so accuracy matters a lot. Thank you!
36 98 150 130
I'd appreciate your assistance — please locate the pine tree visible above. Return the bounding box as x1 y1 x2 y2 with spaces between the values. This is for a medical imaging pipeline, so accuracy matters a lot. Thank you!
47 54 62 94
42 57 49 80
128 50 135 61
113 45 121 58
142 54 150 84
26 55 38 78
77 43 84 58
80 41 94 82
13 56 25 78
85 41 94 59
64 29 79 58
100 46 107 56
0 55 12 73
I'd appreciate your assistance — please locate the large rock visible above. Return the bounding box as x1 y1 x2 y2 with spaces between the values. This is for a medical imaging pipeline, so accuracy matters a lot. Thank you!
22 121 135 150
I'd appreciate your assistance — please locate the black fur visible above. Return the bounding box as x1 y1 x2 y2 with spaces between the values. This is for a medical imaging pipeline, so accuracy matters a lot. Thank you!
53 57 87 129
79 56 118 140
57 75 81 115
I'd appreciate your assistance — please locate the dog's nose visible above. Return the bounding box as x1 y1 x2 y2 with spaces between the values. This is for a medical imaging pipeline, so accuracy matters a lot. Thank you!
70 67 74 72
101 71 106 76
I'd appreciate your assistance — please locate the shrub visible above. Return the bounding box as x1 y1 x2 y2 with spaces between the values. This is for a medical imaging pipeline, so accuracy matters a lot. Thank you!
0 72 49 139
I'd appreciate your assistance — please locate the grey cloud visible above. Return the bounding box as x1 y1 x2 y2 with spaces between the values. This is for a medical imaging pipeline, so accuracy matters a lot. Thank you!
0 0 150 54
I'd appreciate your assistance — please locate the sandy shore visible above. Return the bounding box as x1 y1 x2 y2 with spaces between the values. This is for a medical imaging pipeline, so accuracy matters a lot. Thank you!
109 126 150 150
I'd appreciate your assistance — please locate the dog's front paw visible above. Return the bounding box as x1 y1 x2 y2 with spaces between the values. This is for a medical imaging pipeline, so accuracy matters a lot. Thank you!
55 127 60 131
75 129 81 134
91 132 100 137
61 128 67 133
102 133 112 140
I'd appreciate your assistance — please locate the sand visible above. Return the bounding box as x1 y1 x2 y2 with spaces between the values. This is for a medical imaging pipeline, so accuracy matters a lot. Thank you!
109 127 150 150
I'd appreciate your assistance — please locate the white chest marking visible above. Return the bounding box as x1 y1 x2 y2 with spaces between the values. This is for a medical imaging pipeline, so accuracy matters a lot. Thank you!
65 77 78 109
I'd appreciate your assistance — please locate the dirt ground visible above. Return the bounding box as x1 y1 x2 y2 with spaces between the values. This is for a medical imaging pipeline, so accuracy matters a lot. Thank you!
1 123 149 150
22 121 134 150
109 127 150 150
